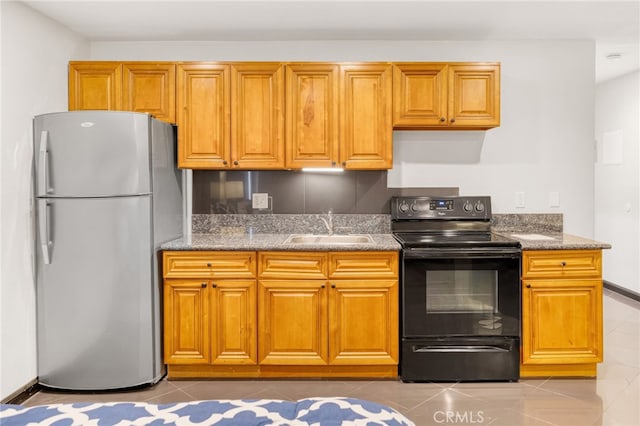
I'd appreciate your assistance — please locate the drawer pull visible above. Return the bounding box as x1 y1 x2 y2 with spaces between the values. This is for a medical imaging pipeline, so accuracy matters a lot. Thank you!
560 261 567 267
207 262 212 267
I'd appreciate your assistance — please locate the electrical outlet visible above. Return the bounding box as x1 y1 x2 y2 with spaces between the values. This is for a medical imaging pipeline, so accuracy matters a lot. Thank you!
515 192 526 208
549 191 560 208
252 193 269 209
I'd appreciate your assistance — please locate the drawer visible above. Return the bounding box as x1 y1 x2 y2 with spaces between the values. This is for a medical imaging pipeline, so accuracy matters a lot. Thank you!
522 250 601 279
258 252 328 279
329 251 398 279
163 251 256 278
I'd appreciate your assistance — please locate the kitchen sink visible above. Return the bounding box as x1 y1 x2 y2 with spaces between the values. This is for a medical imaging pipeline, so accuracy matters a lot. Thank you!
283 234 374 245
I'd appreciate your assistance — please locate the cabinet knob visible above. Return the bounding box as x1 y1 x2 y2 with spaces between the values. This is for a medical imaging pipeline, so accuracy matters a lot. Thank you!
331 284 336 289
341 162 346 167
233 160 239 166
207 263 212 267
222 160 228 165
440 117 446 123
450 118 456 123
212 283 217 288
560 261 567 267
201 282 207 288
321 284 325 288
526 283 531 288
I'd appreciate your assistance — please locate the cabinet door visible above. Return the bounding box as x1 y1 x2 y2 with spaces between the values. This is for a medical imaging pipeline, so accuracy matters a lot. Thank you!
392 63 447 128
285 63 339 168
328 279 399 365
177 63 230 168
123 62 176 123
448 64 500 128
339 63 393 169
68 62 122 111
522 278 603 365
164 280 210 364
231 63 285 169
258 280 328 365
211 280 257 365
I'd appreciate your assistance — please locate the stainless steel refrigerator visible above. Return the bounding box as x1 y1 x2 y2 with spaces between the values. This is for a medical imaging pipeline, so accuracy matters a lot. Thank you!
33 111 183 390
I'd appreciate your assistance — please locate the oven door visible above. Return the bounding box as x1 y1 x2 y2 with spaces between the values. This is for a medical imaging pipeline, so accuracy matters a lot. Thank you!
401 248 521 338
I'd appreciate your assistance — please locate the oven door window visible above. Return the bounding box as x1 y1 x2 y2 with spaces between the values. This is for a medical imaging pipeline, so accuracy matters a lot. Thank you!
402 256 520 338
426 270 498 313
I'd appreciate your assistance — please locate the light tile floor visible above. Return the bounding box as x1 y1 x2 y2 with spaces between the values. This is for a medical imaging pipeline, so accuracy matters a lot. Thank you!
24 289 640 425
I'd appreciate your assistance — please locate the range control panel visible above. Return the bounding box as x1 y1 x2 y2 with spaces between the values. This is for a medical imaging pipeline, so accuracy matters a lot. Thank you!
391 196 492 220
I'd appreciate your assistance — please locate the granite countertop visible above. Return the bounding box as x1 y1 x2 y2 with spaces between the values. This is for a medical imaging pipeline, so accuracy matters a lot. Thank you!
162 232 610 252
494 232 612 250
162 233 402 251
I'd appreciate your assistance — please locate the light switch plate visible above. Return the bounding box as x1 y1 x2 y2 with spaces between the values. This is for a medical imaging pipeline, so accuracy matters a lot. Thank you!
515 192 526 208
252 193 269 209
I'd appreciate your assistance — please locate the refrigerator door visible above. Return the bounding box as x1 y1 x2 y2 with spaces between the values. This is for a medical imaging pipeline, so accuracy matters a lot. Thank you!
35 196 159 390
34 111 151 197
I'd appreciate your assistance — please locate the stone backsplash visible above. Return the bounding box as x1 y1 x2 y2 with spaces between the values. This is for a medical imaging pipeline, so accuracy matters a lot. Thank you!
192 214 391 235
192 213 562 235
491 213 563 233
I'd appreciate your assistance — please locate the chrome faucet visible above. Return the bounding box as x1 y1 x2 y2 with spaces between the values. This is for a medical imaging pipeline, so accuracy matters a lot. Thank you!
319 210 334 235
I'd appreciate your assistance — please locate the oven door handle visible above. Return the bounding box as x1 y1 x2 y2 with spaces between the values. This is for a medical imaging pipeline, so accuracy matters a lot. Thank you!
413 345 510 353
403 248 521 259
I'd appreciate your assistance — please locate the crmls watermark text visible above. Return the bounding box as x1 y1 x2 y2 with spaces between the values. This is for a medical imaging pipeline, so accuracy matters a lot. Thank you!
433 410 485 424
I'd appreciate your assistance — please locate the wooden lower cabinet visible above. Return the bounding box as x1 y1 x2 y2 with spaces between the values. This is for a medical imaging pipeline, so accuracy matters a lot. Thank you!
163 250 399 378
520 250 603 377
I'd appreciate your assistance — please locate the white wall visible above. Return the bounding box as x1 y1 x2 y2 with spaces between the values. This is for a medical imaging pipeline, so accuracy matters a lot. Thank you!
91 40 596 236
595 70 640 293
0 1 88 400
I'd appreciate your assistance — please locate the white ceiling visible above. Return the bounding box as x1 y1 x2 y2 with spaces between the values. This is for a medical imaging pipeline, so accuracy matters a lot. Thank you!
22 0 640 82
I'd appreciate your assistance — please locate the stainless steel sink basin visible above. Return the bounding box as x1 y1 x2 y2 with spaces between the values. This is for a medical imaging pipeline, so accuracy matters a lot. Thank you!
283 234 374 245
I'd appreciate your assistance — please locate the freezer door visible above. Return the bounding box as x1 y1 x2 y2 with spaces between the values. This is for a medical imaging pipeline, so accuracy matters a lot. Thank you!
35 196 160 390
34 111 152 197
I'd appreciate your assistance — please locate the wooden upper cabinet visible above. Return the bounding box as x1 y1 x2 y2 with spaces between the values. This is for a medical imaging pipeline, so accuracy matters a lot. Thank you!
231 63 285 169
340 63 393 169
448 64 500 128
177 63 231 169
69 62 122 111
392 63 447 127
69 61 176 124
285 63 339 169
392 62 500 130
122 62 176 123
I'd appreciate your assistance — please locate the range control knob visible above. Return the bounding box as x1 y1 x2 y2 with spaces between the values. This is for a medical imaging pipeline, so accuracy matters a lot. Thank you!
463 201 473 213
398 202 409 213
475 202 485 212
411 203 419 212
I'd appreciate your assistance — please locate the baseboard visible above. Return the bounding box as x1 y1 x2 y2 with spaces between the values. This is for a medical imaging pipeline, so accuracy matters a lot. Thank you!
604 280 640 303
1 379 41 405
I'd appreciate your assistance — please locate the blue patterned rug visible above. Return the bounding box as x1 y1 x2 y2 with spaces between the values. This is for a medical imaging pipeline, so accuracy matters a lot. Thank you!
0 397 415 425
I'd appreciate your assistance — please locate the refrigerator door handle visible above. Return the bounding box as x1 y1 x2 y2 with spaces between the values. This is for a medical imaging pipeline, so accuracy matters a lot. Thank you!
38 131 50 195
38 199 52 264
